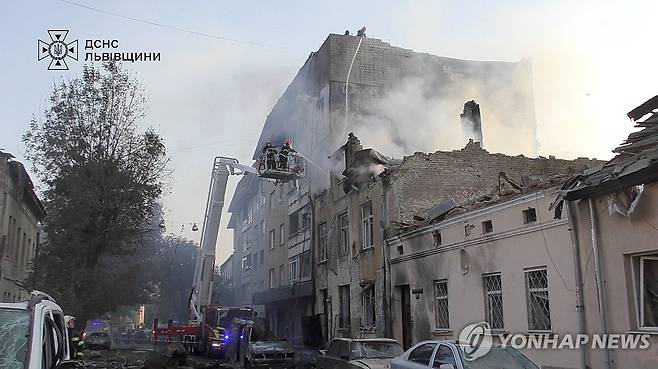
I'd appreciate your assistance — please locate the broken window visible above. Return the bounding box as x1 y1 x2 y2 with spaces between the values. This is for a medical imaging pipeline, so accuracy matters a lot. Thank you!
464 223 475 237
432 230 442 246
318 222 328 261
525 268 551 331
289 256 299 282
483 273 504 329
289 205 310 236
482 220 494 234
640 256 658 328
434 280 450 329
279 265 284 286
397 245 404 255
0 309 29 369
241 254 252 271
339 285 351 329
279 224 285 246
361 201 374 249
269 191 275 212
523 208 537 224
339 212 349 253
300 250 311 279
362 286 376 328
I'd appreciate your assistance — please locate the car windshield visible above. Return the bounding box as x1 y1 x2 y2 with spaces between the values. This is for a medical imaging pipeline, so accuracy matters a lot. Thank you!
458 346 539 369
350 341 403 359
0 309 30 369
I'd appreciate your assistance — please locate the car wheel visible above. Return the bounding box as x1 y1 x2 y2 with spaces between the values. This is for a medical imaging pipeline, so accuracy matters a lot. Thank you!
245 359 252 369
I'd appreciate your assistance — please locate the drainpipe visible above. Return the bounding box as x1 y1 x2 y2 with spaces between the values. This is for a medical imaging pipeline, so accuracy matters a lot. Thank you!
0 180 9 293
588 198 612 369
380 184 392 337
566 201 587 369
308 193 316 316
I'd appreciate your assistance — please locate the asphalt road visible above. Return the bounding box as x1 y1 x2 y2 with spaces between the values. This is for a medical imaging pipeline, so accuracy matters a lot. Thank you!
82 347 228 369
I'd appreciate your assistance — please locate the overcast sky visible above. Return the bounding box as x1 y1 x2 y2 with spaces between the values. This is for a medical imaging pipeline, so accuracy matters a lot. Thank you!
2 0 657 265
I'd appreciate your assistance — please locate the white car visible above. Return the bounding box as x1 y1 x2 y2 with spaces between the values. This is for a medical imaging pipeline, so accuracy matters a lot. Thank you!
390 340 539 369
0 291 84 369
317 338 404 369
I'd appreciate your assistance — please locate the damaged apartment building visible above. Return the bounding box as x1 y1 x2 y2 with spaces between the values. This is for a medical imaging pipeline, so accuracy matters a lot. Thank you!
227 31 539 342
314 133 599 343
383 95 658 369
0 151 45 302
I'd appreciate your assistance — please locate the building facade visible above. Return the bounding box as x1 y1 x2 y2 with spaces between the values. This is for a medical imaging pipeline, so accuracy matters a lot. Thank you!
313 133 599 346
387 187 581 368
229 32 539 341
560 95 658 369
0 151 45 302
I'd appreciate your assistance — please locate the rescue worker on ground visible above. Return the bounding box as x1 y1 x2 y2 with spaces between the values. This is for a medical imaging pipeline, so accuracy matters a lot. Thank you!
65 315 85 361
278 140 295 171
262 141 276 170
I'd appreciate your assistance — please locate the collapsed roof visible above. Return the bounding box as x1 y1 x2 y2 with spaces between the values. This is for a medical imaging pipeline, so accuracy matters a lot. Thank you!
564 94 658 200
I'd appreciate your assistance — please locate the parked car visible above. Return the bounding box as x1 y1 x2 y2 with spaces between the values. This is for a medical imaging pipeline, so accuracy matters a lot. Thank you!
84 331 112 349
0 291 84 369
317 338 403 369
229 317 296 369
391 340 539 369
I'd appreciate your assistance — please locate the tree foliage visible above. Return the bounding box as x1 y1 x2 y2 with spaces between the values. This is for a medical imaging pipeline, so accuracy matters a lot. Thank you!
23 62 169 321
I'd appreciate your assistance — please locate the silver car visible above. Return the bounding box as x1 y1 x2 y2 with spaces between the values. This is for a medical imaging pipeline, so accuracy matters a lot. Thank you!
318 338 404 369
390 341 539 369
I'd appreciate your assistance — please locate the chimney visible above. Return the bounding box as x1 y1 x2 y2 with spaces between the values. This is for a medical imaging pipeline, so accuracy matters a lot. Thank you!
460 100 483 146
343 132 363 169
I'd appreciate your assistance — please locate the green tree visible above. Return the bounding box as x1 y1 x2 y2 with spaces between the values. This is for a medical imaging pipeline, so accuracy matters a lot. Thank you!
23 62 168 322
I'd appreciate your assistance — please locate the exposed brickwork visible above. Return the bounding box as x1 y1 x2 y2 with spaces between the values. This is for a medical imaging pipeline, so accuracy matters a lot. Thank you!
383 141 602 225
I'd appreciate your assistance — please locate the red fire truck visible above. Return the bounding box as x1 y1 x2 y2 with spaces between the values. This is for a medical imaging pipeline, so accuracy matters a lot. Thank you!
153 305 256 357
153 155 302 357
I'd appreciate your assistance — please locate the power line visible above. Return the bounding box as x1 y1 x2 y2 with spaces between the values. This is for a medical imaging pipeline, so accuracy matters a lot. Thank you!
57 0 303 51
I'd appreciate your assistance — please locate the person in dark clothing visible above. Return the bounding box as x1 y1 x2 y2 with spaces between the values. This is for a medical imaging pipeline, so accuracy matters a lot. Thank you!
262 141 276 170
279 141 294 171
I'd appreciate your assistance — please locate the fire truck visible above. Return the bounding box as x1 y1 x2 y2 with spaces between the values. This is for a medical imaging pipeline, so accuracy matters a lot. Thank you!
153 153 303 357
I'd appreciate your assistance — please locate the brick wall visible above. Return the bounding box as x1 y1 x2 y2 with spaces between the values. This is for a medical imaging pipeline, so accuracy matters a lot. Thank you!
384 141 601 224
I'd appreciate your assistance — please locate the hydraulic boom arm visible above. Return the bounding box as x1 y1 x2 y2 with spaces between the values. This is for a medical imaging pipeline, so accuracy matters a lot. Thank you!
189 157 256 322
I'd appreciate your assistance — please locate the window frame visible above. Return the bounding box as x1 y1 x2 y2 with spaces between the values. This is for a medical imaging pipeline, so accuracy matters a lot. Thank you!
361 286 376 329
639 255 658 330
269 229 276 250
524 267 552 332
338 285 351 329
406 343 437 365
318 222 328 262
483 273 504 330
360 201 374 250
434 279 450 330
338 212 349 254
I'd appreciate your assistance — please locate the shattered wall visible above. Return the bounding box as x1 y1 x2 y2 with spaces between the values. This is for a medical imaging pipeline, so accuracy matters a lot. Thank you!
382 140 600 227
